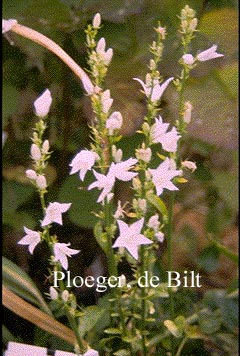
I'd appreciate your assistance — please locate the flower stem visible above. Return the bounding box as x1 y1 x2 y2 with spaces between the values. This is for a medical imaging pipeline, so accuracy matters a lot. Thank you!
175 336 188 356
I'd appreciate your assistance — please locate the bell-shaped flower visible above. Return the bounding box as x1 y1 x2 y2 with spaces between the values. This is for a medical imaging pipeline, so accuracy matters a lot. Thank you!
69 150 99 181
196 45 224 62
133 76 173 102
151 116 181 152
53 242 80 270
88 169 115 203
2 19 17 33
41 202 71 226
96 37 113 65
112 218 153 260
18 227 41 254
106 111 123 135
109 158 138 181
34 89 52 117
149 158 182 196
101 89 113 113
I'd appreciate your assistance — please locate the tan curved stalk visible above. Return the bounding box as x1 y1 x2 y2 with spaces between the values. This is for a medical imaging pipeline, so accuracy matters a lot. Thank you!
10 23 94 94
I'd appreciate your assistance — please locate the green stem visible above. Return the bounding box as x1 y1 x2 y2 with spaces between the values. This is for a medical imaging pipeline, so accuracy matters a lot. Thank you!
65 308 85 353
140 246 147 356
104 201 118 277
167 192 176 356
175 336 188 356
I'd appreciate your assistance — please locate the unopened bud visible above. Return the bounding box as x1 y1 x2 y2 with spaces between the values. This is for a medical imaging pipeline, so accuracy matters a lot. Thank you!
62 290 69 302
36 175 47 189
42 140 50 154
92 13 101 28
34 89 52 117
49 286 58 300
31 144 41 161
26 169 37 180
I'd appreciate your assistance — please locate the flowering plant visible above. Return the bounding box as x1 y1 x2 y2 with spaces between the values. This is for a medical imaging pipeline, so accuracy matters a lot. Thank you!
2 4 238 356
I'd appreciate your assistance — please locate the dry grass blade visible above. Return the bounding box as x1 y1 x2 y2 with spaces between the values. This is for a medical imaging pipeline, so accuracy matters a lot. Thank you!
2 285 76 346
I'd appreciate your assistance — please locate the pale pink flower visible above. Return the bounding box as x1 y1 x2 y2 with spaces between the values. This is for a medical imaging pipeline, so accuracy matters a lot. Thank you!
34 89 52 117
53 243 80 270
30 144 41 161
69 150 99 181
41 202 71 226
92 13 101 28
36 175 47 190
2 19 17 33
112 218 153 260
18 227 41 254
114 201 125 219
147 214 160 231
151 116 181 152
109 158 138 181
106 111 123 135
135 147 152 163
183 101 193 123
101 90 113 113
181 160 197 172
88 169 115 203
26 169 37 180
149 158 182 196
133 76 174 102
49 286 58 300
197 45 224 62
96 38 113 66
83 349 99 356
182 54 195 65
155 231 164 242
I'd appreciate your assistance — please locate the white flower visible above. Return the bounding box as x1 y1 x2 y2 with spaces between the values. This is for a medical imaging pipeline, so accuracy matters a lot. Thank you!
96 38 113 66
93 13 101 28
147 214 160 231
149 158 182 196
155 26 166 39
41 202 71 226
181 160 197 172
150 116 181 152
2 19 17 34
196 45 224 62
119 274 127 287
155 231 164 242
69 150 99 181
114 200 125 219
88 169 115 203
34 89 52 117
135 147 152 163
49 286 58 300
112 218 153 260
53 242 80 270
183 101 193 123
26 169 37 180
31 144 41 161
133 76 174 102
182 54 195 66
18 227 41 254
2 131 8 147
106 111 123 135
101 89 113 113
36 175 47 190
83 349 99 356
109 158 138 181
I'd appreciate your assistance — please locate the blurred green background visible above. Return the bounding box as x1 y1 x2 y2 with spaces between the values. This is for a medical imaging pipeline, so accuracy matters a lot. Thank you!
2 0 238 286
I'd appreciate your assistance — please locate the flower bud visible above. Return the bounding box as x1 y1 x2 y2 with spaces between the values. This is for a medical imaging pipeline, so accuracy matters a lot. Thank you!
2 19 17 34
183 101 193 123
31 144 41 161
135 147 152 163
155 231 164 242
92 13 101 28
132 177 142 191
42 139 50 154
26 169 37 180
36 175 47 190
34 89 52 117
138 198 147 213
182 54 195 66
62 290 69 302
49 286 58 300
181 160 197 172
119 274 127 287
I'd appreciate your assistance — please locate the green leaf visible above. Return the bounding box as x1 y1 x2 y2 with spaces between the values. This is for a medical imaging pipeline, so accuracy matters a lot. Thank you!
78 305 105 338
198 245 220 272
104 328 122 335
198 8 238 56
198 309 222 335
58 173 100 228
146 192 168 221
2 257 51 315
2 84 19 127
94 221 109 254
